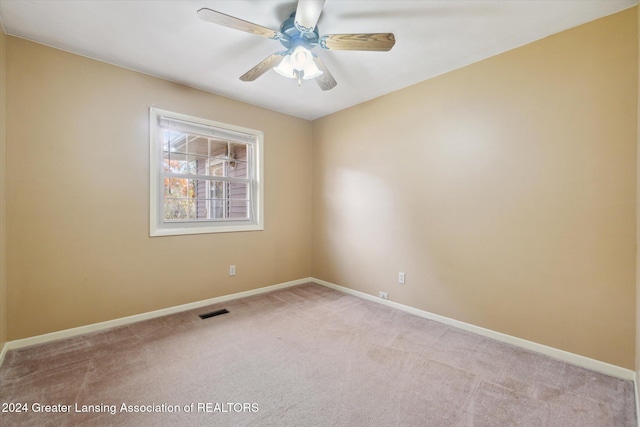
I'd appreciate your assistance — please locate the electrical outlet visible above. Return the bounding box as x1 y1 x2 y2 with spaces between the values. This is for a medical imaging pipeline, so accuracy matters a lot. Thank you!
399 272 406 284
229 265 236 276
378 291 388 300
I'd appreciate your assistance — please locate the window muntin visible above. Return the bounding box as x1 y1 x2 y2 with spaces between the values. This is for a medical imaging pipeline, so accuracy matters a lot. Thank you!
150 108 263 236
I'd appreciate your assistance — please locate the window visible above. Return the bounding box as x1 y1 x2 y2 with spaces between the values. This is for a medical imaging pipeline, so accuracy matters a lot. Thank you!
150 108 263 236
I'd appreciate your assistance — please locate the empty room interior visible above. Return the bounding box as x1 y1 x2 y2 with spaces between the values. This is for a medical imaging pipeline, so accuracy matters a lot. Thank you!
0 0 640 425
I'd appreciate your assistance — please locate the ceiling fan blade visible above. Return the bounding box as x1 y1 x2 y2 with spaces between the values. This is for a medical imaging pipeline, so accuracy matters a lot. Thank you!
295 0 326 32
320 33 396 51
239 53 286 82
197 8 281 39
312 56 337 91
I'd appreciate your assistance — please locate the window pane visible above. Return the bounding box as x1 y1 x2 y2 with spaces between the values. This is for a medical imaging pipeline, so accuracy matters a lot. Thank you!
229 143 247 160
164 152 188 173
164 198 189 220
183 157 197 175
187 199 196 219
209 199 226 219
193 180 209 220
209 180 226 200
186 179 197 199
187 136 208 156
162 129 186 153
210 139 228 158
229 200 248 219
187 155 207 175
209 160 225 177
228 182 248 200
164 177 189 198
228 159 247 178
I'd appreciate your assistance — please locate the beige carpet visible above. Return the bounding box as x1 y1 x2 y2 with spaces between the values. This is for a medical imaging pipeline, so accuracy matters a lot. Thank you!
0 283 636 426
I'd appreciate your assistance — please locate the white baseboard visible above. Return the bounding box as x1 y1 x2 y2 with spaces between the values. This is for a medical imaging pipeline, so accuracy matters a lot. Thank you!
1 276 635 384
313 278 636 381
0 340 7 368
0 277 312 363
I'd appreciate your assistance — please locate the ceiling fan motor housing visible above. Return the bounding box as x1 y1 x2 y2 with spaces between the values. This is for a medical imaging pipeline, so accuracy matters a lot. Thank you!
279 12 319 51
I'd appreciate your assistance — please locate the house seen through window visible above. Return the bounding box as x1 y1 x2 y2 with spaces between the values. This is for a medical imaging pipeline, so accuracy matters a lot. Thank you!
150 108 263 236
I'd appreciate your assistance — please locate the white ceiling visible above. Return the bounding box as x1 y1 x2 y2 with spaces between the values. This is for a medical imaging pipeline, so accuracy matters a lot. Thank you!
0 0 636 120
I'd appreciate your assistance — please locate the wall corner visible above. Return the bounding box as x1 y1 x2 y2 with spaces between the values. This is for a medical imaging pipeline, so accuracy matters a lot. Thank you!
635 4 640 400
0 26 7 354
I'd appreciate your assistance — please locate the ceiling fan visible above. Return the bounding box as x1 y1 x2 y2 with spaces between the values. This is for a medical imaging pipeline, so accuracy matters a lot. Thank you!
197 0 396 91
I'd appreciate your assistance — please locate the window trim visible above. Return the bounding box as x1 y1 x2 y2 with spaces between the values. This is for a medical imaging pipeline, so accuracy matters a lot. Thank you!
149 108 264 237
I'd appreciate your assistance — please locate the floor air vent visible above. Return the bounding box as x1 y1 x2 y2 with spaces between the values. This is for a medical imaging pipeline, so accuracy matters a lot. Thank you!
199 309 229 319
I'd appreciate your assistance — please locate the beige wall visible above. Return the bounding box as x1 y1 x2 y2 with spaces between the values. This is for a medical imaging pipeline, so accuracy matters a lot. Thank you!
312 9 637 368
0 27 7 349
636 4 640 380
5 37 313 340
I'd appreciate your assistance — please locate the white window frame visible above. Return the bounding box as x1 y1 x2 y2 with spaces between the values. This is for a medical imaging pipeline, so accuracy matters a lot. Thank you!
149 108 264 236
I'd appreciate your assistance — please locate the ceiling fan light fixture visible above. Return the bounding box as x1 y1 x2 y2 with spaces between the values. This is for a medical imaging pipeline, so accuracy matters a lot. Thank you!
274 46 323 83
273 55 295 78
291 45 312 70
